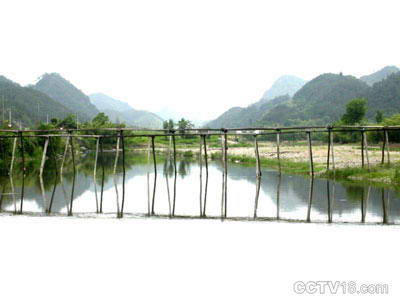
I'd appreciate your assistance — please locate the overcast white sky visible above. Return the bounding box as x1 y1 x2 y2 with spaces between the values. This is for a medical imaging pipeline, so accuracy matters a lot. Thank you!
1 0 399 121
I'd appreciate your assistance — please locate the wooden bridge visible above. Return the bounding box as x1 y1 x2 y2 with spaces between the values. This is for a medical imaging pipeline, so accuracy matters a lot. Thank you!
0 125 399 220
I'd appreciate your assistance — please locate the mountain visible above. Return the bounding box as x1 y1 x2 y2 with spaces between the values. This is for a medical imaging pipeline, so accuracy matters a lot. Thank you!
34 73 99 121
0 75 72 127
260 73 371 126
360 66 399 86
261 75 306 101
206 95 291 128
89 93 163 128
364 72 400 118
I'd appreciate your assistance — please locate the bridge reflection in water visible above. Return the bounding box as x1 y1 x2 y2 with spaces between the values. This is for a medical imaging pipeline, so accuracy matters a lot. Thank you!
0 126 399 224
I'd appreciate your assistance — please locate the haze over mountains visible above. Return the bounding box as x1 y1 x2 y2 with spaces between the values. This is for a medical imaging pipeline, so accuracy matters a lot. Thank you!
207 65 400 128
0 73 164 128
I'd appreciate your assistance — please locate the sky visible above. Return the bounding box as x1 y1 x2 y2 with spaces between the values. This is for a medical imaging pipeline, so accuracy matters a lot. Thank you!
1 0 399 122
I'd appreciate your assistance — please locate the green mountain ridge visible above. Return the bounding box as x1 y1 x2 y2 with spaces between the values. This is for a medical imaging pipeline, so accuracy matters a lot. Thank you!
34 73 99 121
360 66 399 86
89 93 163 128
0 75 73 127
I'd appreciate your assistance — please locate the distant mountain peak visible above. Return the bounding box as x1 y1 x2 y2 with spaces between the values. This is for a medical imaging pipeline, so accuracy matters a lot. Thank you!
262 75 306 100
360 65 399 86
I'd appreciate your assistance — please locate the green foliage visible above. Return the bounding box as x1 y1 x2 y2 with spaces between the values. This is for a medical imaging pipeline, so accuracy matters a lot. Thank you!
341 98 368 125
375 110 384 123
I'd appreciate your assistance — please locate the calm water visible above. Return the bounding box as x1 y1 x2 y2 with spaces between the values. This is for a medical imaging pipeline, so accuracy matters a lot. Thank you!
0 152 399 224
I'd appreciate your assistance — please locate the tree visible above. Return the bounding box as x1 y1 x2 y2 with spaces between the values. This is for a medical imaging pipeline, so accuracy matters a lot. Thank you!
341 98 368 125
375 110 384 123
163 119 175 131
177 118 194 135
92 112 109 126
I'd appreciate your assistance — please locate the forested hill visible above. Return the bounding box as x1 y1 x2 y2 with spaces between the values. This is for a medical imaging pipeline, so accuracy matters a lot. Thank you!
360 66 399 86
207 67 400 128
89 93 163 128
0 75 72 127
34 73 99 121
262 75 306 101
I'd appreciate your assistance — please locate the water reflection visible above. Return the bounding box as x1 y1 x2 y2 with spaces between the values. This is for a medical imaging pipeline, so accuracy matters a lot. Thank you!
0 151 399 225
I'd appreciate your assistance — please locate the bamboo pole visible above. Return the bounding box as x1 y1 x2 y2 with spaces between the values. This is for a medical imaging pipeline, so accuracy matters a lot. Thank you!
60 135 70 175
113 135 121 216
99 137 105 213
223 131 228 218
382 188 388 224
39 137 49 212
381 129 386 165
119 130 126 218
9 137 17 175
361 130 365 168
199 135 203 216
327 181 331 223
276 173 281 220
68 132 76 216
19 131 25 214
254 135 261 177
385 129 391 165
307 131 314 177
276 130 281 172
151 136 157 215
363 130 370 169
48 137 58 214
330 130 335 172
220 134 225 218
172 133 177 216
306 177 314 222
165 136 172 216
202 135 209 217
146 137 151 216
327 128 331 170
93 137 100 213
253 176 261 219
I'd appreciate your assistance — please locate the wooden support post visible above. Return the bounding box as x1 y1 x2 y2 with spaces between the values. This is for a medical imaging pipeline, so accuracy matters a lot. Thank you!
9 137 17 175
19 131 25 214
223 130 228 218
202 135 209 217
93 137 100 213
363 130 370 170
151 136 157 215
68 132 76 216
327 128 331 170
165 136 172 216
146 137 151 215
361 188 365 223
382 188 388 224
40 137 49 212
60 135 70 175
307 177 314 222
276 173 281 220
276 130 281 172
254 135 261 177
361 130 365 168
327 181 331 223
48 137 59 214
99 137 105 213
172 133 177 216
220 133 225 218
253 176 261 219
307 131 314 177
119 130 126 218
385 129 391 165
381 129 386 165
330 130 335 172
199 135 203 217
113 135 121 216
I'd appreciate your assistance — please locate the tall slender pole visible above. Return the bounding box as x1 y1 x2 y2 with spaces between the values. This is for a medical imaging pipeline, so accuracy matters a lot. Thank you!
151 136 157 215
223 131 228 218
307 131 314 177
99 137 105 213
381 129 386 165
276 130 281 172
119 130 126 218
276 173 281 220
330 130 335 172
363 130 370 169
113 135 121 216
254 135 261 177
385 129 391 165
68 132 76 216
202 135 209 217
253 176 261 219
93 137 100 213
199 135 203 216
165 136 172 216
19 131 25 214
307 177 314 222
146 137 151 215
172 133 177 216
327 128 331 170
48 137 59 214
361 130 365 168
40 137 49 212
